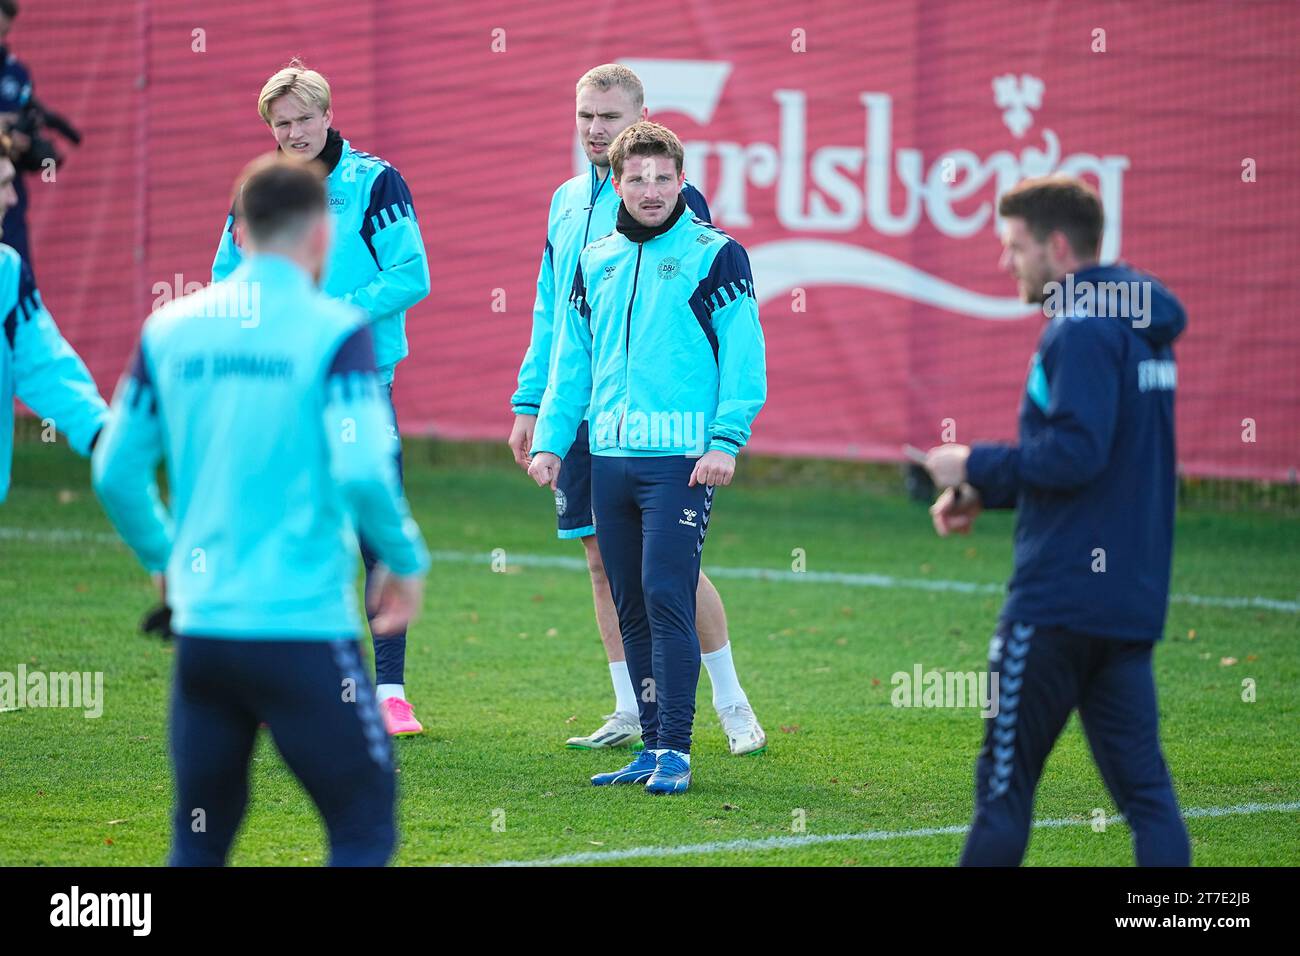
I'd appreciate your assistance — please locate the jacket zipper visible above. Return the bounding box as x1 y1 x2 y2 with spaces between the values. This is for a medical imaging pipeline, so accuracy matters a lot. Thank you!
619 244 644 447
584 168 608 245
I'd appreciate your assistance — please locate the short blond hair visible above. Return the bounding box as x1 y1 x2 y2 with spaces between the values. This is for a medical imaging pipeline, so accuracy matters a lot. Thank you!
257 58 331 124
575 63 644 112
608 121 684 179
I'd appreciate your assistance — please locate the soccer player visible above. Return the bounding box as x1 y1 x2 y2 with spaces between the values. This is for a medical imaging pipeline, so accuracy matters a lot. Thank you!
528 122 766 794
93 157 430 866
508 64 766 756
212 59 431 736
0 132 105 504
923 176 1191 865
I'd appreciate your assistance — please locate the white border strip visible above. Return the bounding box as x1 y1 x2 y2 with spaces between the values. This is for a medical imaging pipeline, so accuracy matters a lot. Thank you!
2 529 1296 613
478 801 1300 867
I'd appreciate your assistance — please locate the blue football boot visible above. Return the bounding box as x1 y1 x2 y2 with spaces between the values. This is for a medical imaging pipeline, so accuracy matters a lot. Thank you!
590 747 659 786
644 749 692 795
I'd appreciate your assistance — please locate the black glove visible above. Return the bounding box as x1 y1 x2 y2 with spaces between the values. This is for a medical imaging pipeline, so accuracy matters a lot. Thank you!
140 604 173 640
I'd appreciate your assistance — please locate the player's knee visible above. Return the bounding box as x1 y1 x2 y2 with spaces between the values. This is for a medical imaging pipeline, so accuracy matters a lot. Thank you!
581 536 606 578
640 576 686 620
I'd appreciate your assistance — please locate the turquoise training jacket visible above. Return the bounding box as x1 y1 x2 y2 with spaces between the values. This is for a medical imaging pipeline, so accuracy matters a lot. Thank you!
531 204 766 461
511 164 710 416
92 253 430 640
212 136 429 385
0 244 107 503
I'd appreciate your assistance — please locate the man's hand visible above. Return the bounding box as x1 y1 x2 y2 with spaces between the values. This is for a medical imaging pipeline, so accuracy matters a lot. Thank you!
527 451 562 489
930 483 983 537
689 450 736 487
924 443 971 489
140 572 172 639
365 564 425 636
507 414 537 470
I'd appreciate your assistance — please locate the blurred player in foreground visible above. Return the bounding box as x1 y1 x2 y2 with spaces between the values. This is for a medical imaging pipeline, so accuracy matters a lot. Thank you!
924 175 1190 866
509 64 766 756
94 157 430 865
0 131 105 504
528 122 766 794
213 59 431 736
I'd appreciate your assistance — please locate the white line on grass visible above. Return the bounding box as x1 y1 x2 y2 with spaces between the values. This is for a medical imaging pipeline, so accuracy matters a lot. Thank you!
2 528 1296 614
447 550 1300 613
478 801 1300 867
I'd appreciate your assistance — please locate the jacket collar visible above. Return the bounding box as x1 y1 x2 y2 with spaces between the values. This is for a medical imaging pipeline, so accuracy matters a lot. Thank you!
616 193 687 244
277 127 346 175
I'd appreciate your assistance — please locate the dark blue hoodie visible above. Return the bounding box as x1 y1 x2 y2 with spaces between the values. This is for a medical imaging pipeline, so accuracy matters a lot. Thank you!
966 263 1187 642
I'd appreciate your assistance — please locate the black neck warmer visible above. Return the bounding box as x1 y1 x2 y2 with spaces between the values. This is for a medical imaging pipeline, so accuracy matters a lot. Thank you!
616 193 687 243
282 127 345 174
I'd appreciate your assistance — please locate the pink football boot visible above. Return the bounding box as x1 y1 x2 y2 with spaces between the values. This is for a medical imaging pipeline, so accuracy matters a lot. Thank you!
380 697 424 737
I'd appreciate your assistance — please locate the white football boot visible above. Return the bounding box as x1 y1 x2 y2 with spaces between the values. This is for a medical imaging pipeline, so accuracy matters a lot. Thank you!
717 702 767 755
566 711 643 750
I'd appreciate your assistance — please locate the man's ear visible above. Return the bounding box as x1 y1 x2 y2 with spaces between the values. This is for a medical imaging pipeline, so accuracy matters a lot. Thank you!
323 107 334 128
612 176 622 196
1048 230 1074 269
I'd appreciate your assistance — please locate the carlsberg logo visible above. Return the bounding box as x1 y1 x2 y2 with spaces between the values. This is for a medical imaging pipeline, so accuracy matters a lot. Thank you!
597 60 1129 319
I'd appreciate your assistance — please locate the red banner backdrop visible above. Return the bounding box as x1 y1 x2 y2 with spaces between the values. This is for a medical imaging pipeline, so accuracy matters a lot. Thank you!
17 0 1299 480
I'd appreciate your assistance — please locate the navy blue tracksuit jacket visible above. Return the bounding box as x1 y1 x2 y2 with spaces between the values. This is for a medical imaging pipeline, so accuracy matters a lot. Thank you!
966 263 1187 642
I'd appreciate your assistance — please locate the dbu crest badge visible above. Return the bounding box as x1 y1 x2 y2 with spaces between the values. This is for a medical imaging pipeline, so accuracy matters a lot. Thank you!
555 488 568 517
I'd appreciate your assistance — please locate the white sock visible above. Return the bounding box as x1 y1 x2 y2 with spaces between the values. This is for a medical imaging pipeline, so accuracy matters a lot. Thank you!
701 642 748 710
609 661 638 716
376 683 405 702
652 748 690 766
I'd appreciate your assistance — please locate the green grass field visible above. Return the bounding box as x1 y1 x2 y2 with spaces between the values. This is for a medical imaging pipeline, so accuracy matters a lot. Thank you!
1 437 1296 866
